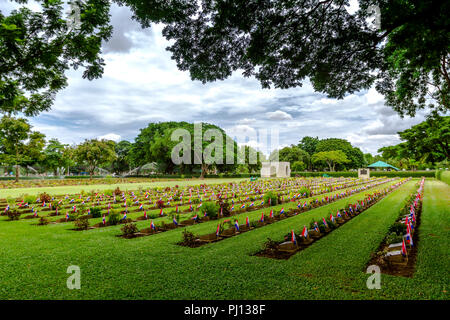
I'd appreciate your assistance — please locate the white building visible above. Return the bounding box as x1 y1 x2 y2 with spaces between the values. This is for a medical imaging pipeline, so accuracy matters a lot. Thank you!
261 162 291 178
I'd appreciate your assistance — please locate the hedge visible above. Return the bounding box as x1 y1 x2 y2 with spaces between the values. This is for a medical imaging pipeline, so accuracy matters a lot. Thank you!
436 170 450 185
291 171 436 178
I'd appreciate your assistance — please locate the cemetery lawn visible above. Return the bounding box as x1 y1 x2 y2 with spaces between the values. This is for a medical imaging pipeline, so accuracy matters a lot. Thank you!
0 177 248 199
0 179 448 299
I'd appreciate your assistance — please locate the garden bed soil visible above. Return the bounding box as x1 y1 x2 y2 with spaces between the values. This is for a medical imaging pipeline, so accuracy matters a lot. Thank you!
117 232 148 239
140 227 161 235
23 214 39 219
197 233 221 243
366 206 422 278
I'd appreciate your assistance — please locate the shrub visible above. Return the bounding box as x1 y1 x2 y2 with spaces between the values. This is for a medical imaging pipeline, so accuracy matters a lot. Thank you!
90 207 102 218
180 229 197 246
263 238 279 251
388 222 406 235
74 216 90 230
202 201 219 219
38 217 49 225
263 191 278 206
121 223 139 236
217 200 231 217
23 194 35 204
156 199 165 209
39 192 51 203
113 187 122 196
108 211 121 226
385 232 404 245
298 186 311 198
6 197 15 206
7 211 20 221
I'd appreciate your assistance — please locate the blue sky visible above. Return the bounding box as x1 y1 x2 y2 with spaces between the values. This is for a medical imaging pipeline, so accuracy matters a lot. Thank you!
1 1 428 155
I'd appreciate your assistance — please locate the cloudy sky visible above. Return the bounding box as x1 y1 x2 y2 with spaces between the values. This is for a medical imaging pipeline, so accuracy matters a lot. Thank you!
1 1 428 155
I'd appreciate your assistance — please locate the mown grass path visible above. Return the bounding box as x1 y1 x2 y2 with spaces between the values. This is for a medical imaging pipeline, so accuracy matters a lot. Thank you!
0 179 447 299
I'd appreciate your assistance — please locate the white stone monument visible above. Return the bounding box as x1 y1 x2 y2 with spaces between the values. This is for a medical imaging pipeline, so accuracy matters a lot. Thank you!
358 168 370 179
261 162 291 178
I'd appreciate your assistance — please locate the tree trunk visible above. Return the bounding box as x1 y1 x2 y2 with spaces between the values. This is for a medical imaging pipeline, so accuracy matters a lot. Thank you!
327 161 333 172
15 148 19 182
200 163 208 179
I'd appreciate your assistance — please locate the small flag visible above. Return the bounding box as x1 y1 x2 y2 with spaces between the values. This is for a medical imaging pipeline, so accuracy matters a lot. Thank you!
102 215 106 225
151 220 156 230
291 230 297 245
401 238 407 256
301 226 308 238
122 212 127 220
173 216 178 226
159 208 164 216
246 216 250 227
279 208 285 215
234 220 240 231
216 224 220 236
260 212 264 222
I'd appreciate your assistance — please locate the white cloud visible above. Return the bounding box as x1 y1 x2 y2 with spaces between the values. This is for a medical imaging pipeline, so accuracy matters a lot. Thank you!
98 133 121 142
266 110 293 121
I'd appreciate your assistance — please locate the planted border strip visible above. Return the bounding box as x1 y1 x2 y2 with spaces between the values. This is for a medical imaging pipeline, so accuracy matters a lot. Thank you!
4 177 385 224
252 179 411 260
366 178 425 277
173 178 401 246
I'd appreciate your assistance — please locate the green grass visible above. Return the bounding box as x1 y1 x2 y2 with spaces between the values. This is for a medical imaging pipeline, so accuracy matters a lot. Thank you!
0 179 447 299
440 171 450 186
0 178 248 199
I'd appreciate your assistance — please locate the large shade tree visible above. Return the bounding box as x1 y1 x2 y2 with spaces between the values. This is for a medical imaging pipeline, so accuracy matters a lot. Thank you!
315 138 364 169
0 116 45 181
378 115 450 166
130 122 239 177
74 139 117 177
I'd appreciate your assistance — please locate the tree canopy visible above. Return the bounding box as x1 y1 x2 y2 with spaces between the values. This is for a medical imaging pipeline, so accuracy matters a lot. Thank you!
74 139 117 177
117 0 449 116
378 115 450 166
1 1 448 117
0 0 112 116
312 150 350 172
0 115 45 181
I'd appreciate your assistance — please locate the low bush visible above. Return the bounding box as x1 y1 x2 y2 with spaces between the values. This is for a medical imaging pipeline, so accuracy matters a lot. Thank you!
202 201 219 219
90 207 102 218
121 223 139 236
39 192 51 203
38 217 49 225
388 222 407 235
263 191 278 206
108 211 121 226
7 211 20 221
74 217 90 230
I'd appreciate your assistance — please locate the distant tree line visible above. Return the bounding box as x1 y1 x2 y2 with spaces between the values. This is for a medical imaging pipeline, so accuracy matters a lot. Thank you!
0 116 447 181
